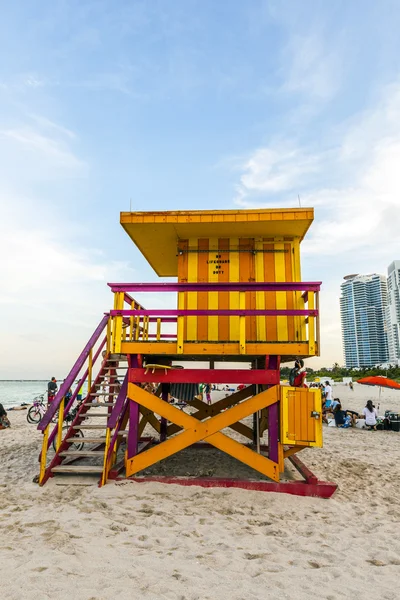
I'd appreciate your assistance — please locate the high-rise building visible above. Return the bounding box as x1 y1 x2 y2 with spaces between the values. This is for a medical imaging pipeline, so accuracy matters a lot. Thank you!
340 274 389 368
386 261 400 365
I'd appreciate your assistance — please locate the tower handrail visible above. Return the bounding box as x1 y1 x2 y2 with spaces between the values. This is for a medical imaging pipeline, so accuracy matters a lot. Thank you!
108 282 322 293
38 314 110 431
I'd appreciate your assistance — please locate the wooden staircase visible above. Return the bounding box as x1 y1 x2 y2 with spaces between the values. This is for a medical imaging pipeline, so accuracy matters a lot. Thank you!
45 355 129 481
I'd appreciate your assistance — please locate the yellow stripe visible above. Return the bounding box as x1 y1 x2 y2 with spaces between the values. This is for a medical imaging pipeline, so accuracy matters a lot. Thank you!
292 238 304 341
208 238 219 340
308 290 315 355
229 237 240 340
187 239 198 340
255 239 266 341
274 241 288 341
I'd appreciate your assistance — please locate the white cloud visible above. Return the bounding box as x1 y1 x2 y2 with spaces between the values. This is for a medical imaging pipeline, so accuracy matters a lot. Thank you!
281 33 342 101
1 127 85 171
231 80 400 366
0 114 133 378
235 143 320 202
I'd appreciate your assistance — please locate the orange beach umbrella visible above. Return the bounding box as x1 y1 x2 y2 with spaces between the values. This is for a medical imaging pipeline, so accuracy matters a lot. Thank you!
356 376 400 389
357 376 400 399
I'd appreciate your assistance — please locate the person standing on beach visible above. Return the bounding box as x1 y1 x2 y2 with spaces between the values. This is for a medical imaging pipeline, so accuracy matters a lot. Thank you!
47 377 58 404
324 381 333 407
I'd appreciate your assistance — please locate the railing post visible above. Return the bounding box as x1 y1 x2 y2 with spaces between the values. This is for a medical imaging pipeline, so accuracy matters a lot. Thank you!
129 302 135 340
88 348 93 391
315 291 320 355
239 291 246 354
112 292 124 353
156 318 161 341
308 291 315 355
39 425 50 484
56 397 64 452
106 317 111 354
101 427 111 486
177 293 184 354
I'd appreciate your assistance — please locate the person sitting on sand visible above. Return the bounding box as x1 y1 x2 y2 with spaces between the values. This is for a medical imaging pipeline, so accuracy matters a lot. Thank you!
0 403 11 429
344 409 359 426
331 397 340 412
363 400 378 431
333 402 347 427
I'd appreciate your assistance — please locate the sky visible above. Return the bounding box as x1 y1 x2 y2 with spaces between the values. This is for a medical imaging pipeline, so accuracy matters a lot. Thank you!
1 0 400 378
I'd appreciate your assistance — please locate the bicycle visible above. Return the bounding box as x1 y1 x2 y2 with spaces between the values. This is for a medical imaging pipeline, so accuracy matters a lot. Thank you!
52 401 85 452
26 395 57 424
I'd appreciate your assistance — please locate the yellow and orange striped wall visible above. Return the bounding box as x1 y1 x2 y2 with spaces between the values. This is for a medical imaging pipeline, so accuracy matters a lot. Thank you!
177 237 304 343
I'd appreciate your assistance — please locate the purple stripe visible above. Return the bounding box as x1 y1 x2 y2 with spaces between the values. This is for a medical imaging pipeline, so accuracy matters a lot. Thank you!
110 309 318 317
108 282 321 293
38 315 110 430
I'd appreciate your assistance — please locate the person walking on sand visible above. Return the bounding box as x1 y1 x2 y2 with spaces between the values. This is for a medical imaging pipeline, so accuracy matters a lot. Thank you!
47 377 58 404
363 400 378 430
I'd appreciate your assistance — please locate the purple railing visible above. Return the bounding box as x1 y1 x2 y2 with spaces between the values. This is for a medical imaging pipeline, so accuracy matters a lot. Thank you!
110 308 318 317
38 315 110 431
108 282 321 293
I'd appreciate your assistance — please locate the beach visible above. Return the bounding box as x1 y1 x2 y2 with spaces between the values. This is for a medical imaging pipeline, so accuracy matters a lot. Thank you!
1 383 399 600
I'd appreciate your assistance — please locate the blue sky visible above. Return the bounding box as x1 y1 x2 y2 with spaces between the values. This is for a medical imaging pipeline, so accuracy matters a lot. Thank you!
1 0 400 377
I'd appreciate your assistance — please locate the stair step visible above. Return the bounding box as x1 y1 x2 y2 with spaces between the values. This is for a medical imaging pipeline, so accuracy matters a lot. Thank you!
94 383 120 387
67 437 106 443
59 451 105 457
51 465 104 474
82 413 110 417
73 424 106 430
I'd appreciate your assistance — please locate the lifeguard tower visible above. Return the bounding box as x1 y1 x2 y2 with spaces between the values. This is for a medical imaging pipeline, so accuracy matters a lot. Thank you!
38 208 336 498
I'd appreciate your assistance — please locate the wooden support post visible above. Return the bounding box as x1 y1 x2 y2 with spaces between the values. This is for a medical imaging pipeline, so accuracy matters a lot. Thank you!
39 425 49 484
160 383 169 442
127 355 139 460
56 397 64 452
267 355 280 463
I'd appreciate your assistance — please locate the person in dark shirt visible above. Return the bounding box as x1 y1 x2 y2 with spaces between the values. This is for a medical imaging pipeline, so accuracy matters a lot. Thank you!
333 402 346 427
47 377 58 403
0 403 11 429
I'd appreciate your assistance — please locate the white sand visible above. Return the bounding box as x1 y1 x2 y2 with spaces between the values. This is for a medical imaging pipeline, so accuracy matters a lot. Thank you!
1 384 400 600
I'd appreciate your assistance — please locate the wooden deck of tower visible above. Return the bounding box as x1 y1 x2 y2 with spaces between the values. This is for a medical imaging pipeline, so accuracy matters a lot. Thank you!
37 208 337 498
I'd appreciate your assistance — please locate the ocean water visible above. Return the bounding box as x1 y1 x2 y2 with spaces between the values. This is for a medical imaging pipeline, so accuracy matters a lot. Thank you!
0 381 88 409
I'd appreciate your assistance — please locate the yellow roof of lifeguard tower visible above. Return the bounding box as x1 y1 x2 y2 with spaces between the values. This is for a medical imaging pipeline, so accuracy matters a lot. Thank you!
120 207 314 276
